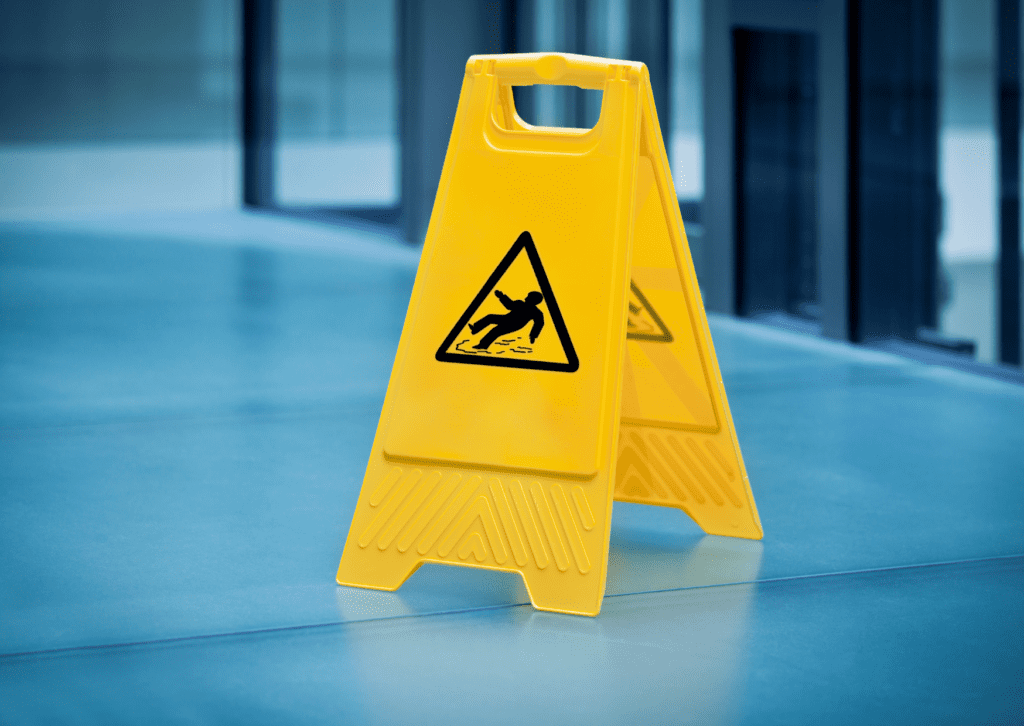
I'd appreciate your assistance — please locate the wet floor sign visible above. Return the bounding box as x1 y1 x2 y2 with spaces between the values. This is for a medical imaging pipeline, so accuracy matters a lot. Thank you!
337 53 762 616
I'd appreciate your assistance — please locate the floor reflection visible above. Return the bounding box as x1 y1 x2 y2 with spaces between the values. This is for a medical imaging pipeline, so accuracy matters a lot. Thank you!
340 572 760 725
606 520 761 593
602 581 760 725
335 581 416 622
234 246 278 339
334 562 531 623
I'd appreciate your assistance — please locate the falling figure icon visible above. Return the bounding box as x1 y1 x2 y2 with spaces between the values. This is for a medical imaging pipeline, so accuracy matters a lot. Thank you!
468 290 545 349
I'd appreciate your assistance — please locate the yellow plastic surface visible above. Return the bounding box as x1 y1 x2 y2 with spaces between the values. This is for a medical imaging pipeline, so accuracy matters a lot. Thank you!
337 52 762 616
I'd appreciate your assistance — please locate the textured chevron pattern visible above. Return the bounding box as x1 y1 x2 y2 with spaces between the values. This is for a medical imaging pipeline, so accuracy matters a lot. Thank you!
614 427 743 509
357 465 598 575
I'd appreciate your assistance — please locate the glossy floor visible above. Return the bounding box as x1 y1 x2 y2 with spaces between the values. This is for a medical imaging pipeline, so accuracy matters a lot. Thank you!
2 212 1022 724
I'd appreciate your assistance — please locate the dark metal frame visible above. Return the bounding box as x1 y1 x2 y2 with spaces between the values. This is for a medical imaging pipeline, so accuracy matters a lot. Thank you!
242 0 275 208
733 27 820 319
998 0 1022 365
850 0 941 344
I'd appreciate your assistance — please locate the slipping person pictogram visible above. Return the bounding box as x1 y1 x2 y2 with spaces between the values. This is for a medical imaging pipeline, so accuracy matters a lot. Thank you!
469 290 545 349
436 230 578 372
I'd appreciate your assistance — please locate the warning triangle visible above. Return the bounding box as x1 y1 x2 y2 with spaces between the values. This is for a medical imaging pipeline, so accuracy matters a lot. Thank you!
436 231 579 372
626 281 673 342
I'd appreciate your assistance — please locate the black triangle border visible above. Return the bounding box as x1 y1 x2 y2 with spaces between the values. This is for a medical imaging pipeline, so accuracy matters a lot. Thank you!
435 231 580 373
627 281 674 343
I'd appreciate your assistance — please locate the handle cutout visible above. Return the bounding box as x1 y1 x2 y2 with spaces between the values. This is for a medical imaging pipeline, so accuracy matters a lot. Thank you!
478 53 641 153
511 86 603 130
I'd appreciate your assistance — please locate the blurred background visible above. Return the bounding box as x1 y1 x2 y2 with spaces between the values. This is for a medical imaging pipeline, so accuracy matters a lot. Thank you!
0 0 1021 372
2 7 1023 720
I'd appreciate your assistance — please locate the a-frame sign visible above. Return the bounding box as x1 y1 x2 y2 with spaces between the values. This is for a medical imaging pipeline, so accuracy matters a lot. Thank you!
337 53 762 616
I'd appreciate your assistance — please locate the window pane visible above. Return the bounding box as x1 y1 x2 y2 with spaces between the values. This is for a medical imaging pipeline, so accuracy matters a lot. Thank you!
938 0 998 363
275 0 398 207
671 0 703 203
0 0 239 215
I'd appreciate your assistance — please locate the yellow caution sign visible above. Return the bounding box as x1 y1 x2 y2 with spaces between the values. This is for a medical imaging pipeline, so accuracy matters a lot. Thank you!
337 53 762 616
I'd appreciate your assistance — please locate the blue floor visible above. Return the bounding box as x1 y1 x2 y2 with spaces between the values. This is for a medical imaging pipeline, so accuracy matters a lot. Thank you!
2 212 1023 724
